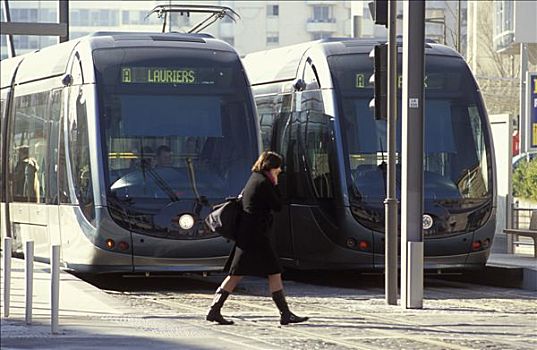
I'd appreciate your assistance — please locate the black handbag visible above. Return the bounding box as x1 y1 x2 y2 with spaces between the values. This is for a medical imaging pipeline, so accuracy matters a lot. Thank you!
204 196 242 241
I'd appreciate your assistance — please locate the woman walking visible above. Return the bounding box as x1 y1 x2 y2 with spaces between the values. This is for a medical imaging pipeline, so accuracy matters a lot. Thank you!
206 151 309 326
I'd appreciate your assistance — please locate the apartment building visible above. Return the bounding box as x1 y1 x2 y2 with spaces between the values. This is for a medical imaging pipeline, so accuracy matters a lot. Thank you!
1 0 466 59
352 0 466 56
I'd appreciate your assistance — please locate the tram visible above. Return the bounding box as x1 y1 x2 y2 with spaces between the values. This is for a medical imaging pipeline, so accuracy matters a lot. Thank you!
242 39 496 271
0 32 259 273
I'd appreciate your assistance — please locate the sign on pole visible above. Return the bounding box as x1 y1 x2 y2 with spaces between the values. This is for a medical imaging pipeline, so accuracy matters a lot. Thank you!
529 73 537 149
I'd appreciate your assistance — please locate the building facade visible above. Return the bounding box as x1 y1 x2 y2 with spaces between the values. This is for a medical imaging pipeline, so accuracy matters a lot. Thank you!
2 0 470 59
351 0 466 56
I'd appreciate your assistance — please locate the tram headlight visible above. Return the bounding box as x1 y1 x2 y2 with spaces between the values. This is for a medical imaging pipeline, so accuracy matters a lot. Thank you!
422 214 434 230
178 214 195 230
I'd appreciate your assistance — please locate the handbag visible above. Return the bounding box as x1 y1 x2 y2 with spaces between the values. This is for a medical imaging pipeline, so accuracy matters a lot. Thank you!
204 196 242 241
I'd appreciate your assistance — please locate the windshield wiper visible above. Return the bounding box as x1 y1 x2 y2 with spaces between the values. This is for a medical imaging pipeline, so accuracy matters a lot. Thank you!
144 164 180 202
185 157 208 215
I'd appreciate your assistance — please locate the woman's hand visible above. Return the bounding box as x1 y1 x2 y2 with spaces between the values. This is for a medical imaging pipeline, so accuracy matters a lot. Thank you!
270 167 282 186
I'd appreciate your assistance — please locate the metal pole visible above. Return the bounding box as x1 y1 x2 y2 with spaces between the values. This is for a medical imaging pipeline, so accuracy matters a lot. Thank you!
456 0 461 52
59 0 69 43
401 0 425 309
385 0 398 306
2 0 16 58
519 43 528 154
51 245 60 334
25 241 34 325
2 237 12 317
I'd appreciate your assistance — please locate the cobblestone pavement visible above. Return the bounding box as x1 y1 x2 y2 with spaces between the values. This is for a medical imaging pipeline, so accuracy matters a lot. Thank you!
89 274 537 350
2 262 536 350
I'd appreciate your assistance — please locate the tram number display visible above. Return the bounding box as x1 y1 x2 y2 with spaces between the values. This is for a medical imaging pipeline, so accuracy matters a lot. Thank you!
353 73 458 90
120 67 229 85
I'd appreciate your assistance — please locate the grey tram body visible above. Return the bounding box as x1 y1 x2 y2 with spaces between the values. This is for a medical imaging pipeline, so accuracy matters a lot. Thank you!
243 39 497 271
1 32 260 273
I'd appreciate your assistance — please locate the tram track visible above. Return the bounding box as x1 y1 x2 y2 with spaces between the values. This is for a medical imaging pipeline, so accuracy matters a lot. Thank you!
148 295 376 350
165 281 533 350
147 293 477 350
99 275 534 350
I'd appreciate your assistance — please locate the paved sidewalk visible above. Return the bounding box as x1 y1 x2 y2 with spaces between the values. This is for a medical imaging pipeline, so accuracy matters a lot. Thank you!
2 254 536 350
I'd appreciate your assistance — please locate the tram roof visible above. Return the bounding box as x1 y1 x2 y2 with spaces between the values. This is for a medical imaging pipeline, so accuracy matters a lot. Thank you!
242 38 462 86
1 32 237 88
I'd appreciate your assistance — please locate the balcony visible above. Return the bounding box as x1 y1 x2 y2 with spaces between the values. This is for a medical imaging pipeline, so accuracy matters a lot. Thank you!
306 18 337 33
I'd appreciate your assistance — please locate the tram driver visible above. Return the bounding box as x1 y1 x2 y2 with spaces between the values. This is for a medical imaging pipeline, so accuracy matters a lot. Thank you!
155 145 173 168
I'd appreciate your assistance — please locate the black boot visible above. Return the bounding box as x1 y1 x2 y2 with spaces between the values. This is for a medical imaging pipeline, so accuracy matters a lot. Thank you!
272 289 309 325
206 287 234 325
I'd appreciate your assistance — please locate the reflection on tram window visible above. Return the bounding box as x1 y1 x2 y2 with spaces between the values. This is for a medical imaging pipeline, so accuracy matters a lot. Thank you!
10 92 48 203
68 87 94 222
342 98 489 202
105 94 253 201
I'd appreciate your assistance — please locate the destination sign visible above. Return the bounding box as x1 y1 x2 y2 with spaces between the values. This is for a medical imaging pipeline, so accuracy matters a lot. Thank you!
354 73 455 90
121 67 197 84
120 67 232 86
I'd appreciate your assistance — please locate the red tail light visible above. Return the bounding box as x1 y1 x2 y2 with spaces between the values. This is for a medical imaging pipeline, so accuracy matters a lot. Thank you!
358 240 369 250
471 241 481 251
118 241 129 251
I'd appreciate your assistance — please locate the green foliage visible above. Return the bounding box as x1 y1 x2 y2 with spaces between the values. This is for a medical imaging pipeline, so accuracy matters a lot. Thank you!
513 159 537 201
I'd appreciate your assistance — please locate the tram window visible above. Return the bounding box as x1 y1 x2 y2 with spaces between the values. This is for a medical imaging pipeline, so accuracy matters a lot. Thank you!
256 95 276 151
301 110 333 199
58 105 70 204
119 95 222 137
46 90 62 204
259 114 274 151
303 62 320 90
286 112 307 199
9 92 49 203
67 87 94 221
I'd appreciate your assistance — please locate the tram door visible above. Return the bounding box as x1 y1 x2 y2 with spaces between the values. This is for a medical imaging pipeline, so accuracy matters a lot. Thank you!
46 89 63 251
258 95 295 261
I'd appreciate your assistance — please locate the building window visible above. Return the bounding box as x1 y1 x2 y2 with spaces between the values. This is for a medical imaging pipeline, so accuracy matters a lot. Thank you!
267 32 279 45
493 0 514 51
267 5 279 17
313 6 331 22
122 10 130 25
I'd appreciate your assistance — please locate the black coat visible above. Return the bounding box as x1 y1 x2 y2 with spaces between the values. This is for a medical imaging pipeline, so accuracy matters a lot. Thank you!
226 171 283 277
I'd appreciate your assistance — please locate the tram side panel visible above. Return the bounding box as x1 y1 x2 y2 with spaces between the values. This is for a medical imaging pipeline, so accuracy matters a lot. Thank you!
1 88 9 245
57 62 133 272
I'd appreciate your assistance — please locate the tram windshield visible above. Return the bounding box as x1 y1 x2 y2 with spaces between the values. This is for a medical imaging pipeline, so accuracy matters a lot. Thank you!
94 47 258 236
329 54 492 223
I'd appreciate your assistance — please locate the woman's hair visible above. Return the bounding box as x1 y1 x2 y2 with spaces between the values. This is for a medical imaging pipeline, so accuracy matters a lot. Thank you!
252 151 283 172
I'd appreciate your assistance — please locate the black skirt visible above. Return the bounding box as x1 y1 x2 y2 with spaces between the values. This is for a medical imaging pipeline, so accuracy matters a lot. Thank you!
225 214 282 277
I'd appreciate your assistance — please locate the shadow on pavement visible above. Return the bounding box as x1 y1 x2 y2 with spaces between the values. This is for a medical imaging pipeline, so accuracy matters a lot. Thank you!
0 318 214 350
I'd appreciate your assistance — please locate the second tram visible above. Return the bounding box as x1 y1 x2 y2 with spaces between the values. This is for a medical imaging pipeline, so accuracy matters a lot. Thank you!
0 32 259 273
243 39 496 271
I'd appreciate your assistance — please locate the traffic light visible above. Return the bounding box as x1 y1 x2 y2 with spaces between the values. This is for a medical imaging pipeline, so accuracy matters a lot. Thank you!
368 0 388 27
369 43 388 120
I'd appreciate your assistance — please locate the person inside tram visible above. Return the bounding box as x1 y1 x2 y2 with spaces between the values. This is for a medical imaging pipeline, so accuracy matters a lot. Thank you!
155 145 173 168
13 145 40 202
206 151 309 326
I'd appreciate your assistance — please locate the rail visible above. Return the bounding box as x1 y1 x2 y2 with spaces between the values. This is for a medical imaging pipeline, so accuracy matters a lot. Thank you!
504 204 537 258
